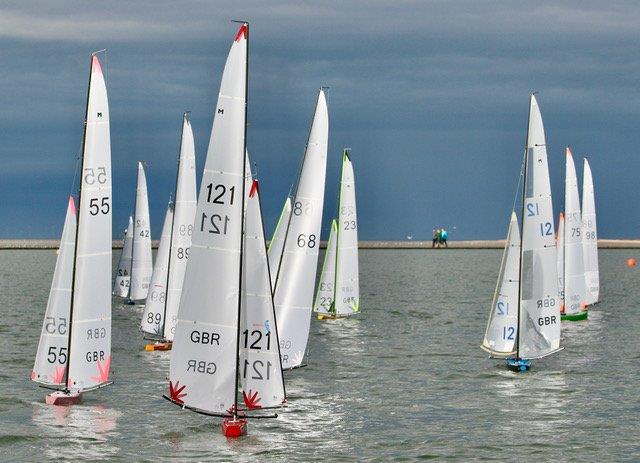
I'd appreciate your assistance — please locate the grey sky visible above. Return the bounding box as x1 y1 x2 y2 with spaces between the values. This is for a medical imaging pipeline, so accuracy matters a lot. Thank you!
1 1 639 239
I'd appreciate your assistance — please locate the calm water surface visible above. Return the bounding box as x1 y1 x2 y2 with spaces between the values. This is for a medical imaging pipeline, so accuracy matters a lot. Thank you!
0 249 638 461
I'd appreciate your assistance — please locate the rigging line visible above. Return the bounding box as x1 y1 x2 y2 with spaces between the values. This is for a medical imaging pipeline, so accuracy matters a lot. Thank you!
511 150 526 216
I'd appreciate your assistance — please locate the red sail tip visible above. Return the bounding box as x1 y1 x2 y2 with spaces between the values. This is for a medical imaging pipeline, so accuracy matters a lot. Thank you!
92 55 103 75
235 24 247 42
68 196 76 214
249 179 259 198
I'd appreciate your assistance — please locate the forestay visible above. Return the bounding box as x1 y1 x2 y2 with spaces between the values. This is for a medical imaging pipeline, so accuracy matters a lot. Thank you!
240 158 286 409
563 148 587 315
164 114 197 341
67 55 112 391
130 162 153 301
32 197 76 386
274 90 328 369
313 220 337 315
582 158 599 304
334 151 359 316
168 24 247 414
267 197 291 292
141 202 173 336
518 95 561 359
482 212 520 357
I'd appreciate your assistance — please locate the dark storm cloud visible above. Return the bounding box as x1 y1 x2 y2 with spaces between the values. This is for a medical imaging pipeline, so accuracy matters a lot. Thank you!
1 1 639 239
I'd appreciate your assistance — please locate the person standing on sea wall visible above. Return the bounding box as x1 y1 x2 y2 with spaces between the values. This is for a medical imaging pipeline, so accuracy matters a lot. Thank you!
432 228 439 248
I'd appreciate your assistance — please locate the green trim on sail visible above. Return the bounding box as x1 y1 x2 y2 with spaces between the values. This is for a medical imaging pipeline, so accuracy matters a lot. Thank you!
267 197 290 254
561 310 588 321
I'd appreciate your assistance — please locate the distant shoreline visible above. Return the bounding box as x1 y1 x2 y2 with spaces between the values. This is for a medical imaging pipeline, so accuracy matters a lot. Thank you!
1 239 639 250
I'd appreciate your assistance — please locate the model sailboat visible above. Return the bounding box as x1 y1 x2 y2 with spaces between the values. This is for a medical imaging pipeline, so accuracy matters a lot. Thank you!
482 94 562 372
127 162 153 303
560 148 588 321
582 158 599 304
314 149 360 319
140 113 197 350
165 22 285 438
32 54 113 404
272 89 328 369
113 216 133 296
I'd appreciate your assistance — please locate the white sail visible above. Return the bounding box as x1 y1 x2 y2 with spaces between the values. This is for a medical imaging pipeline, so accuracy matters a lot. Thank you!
32 197 76 386
334 150 360 316
67 55 112 391
168 24 247 414
130 162 153 301
274 89 328 369
113 216 133 297
164 114 198 341
481 212 519 357
563 148 587 315
240 159 286 409
582 158 599 304
517 94 561 359
556 212 565 301
141 202 173 336
313 220 337 315
267 197 291 292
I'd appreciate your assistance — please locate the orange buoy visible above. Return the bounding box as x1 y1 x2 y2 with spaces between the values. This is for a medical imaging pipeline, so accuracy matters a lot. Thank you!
627 258 637 268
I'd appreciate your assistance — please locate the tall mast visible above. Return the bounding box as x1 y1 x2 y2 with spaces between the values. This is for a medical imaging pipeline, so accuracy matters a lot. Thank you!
64 53 96 390
232 20 249 420
161 113 188 338
515 93 534 359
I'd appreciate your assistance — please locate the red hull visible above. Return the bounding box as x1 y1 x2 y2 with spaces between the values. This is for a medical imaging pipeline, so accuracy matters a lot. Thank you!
45 390 83 406
222 418 247 437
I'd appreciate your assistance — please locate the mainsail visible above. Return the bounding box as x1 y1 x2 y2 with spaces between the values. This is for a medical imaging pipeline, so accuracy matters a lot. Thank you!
267 197 291 292
274 89 328 369
563 148 587 315
481 212 519 357
517 94 561 360
129 161 153 301
334 150 360 316
164 114 198 341
66 54 113 391
168 23 248 414
32 197 76 386
113 216 133 297
582 158 599 304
